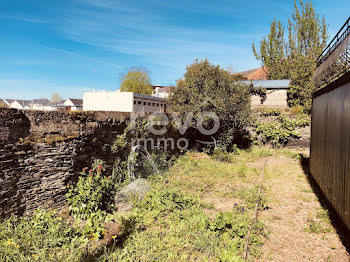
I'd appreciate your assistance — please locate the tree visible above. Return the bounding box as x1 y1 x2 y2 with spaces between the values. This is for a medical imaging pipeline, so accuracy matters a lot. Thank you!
120 67 153 95
169 59 265 148
252 19 290 80
51 93 62 103
287 0 327 111
252 0 328 111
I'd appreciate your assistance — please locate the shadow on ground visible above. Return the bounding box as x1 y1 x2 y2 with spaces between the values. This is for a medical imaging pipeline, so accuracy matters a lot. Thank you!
300 155 350 254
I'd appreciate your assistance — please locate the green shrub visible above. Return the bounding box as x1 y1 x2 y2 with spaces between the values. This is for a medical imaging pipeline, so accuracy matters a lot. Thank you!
212 147 232 162
295 114 311 127
290 105 304 115
66 160 122 220
169 59 265 149
260 108 282 117
253 115 304 147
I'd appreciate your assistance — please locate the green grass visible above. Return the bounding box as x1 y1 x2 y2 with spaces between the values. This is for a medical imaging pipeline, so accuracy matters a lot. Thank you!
0 209 89 262
305 220 332 234
99 183 266 261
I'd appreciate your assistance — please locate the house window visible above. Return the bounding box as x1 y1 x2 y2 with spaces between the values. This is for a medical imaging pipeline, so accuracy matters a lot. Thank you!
148 102 151 106
144 102 147 105
152 103 155 106
156 103 159 107
137 101 141 105
134 101 137 105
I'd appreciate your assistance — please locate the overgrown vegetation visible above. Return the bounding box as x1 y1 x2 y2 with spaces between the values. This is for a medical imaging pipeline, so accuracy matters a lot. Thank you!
0 209 88 262
66 160 121 220
100 185 265 261
252 107 311 147
0 147 279 261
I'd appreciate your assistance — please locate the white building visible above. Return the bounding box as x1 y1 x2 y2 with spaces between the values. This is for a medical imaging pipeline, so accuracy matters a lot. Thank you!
83 91 166 112
242 80 291 107
8 99 56 110
1 99 15 107
63 98 83 111
152 85 172 99
30 99 54 111
9 100 31 110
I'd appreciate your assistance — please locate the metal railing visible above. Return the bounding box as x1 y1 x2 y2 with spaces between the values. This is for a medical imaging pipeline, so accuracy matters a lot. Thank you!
315 17 350 88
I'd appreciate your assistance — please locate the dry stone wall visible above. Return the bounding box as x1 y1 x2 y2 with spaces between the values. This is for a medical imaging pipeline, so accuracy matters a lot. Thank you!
0 108 130 218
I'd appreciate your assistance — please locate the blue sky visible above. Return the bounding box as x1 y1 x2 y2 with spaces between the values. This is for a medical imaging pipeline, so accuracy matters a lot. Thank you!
0 0 349 99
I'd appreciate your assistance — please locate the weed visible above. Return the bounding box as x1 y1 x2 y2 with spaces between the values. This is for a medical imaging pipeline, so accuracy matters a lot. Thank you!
316 209 331 225
305 219 332 234
102 185 266 261
66 160 122 220
235 186 268 210
0 210 88 262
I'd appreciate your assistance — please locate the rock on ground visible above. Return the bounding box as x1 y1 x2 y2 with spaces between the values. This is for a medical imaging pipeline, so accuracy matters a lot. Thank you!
115 178 151 208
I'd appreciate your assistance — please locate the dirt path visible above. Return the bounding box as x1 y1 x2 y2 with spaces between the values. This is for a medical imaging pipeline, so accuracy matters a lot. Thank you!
258 155 350 262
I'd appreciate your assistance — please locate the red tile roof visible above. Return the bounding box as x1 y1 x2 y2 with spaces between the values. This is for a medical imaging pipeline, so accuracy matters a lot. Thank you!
238 67 268 80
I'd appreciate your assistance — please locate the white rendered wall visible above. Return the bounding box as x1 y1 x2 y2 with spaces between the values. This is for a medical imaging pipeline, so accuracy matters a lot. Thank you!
251 89 288 107
133 97 165 113
83 91 134 112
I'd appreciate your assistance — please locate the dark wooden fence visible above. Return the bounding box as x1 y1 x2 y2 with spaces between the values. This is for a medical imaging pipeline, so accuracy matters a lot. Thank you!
311 73 350 229
310 17 350 230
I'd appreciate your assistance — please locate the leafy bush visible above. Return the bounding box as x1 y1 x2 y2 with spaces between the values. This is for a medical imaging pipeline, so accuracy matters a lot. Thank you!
254 120 301 147
295 114 311 127
169 58 266 148
66 160 122 220
252 113 311 147
260 108 282 117
211 143 240 162
235 186 268 210
290 105 304 115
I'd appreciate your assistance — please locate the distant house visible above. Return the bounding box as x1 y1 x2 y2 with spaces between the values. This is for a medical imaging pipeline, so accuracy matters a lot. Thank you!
63 98 83 111
238 67 268 80
83 91 166 113
152 85 172 99
1 99 15 107
242 80 291 107
237 67 290 107
30 99 54 111
10 100 31 110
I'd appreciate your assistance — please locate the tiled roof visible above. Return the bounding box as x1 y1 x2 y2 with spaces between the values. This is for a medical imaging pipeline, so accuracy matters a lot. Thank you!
32 99 51 105
67 98 83 106
2 99 15 105
13 100 32 106
238 67 268 80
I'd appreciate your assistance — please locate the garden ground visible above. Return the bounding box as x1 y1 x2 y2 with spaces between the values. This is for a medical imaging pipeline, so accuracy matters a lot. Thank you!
165 148 350 261
1 147 350 261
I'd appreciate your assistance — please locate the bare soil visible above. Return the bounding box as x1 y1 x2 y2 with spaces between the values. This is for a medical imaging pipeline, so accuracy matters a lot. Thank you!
257 155 350 262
